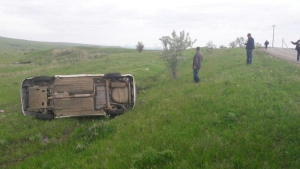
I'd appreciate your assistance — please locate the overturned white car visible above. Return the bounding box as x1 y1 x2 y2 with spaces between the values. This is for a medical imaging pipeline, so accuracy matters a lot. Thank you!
20 73 136 119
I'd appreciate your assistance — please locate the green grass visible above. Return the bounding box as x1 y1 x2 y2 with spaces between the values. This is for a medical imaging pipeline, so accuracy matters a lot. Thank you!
0 36 120 51
1 45 300 169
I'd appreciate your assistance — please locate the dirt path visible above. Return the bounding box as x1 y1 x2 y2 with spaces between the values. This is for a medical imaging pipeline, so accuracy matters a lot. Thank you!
260 47 299 64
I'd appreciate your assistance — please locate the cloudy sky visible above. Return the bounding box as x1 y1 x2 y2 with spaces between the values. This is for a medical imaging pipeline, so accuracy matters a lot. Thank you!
0 0 299 48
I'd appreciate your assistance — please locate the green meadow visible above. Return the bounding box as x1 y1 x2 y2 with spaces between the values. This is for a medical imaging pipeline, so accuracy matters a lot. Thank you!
1 39 300 168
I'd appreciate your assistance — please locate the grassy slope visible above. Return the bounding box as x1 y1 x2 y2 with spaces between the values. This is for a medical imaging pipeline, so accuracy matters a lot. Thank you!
0 36 118 51
1 46 300 169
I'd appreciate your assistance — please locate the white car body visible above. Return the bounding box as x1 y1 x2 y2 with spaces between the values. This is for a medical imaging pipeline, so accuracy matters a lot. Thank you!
20 73 136 119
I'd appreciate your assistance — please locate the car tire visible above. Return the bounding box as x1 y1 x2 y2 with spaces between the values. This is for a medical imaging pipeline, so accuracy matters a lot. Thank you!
106 109 125 116
104 73 122 79
32 76 53 83
35 112 54 120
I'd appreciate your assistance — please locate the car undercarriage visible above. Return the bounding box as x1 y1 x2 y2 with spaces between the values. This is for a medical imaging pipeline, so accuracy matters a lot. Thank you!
20 73 136 119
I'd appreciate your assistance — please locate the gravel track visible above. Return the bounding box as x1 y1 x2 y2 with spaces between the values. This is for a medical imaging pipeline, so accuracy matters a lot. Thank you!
260 47 299 64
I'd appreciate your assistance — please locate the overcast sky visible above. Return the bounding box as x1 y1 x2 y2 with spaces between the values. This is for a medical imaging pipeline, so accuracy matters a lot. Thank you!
0 0 299 48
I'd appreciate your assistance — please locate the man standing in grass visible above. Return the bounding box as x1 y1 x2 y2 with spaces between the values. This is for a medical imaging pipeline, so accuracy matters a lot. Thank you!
245 33 255 64
290 39 300 61
193 47 203 83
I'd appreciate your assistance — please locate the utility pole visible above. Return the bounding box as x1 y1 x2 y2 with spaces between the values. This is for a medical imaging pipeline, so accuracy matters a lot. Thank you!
282 39 288 48
272 25 276 47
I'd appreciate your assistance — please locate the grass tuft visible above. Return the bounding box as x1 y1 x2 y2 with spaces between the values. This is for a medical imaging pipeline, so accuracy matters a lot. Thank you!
132 147 175 169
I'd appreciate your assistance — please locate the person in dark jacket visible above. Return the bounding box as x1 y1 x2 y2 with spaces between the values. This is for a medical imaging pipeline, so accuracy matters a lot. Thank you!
244 33 255 64
193 47 203 83
290 39 300 61
264 40 269 49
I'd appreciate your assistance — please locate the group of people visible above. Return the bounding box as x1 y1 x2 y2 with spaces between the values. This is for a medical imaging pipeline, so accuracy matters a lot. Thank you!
192 33 255 83
192 34 300 83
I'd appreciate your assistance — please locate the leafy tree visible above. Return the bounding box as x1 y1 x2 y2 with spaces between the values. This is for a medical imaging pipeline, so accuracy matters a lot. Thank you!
235 38 241 47
234 37 245 47
229 41 237 48
235 37 245 47
219 45 227 49
205 41 216 49
136 42 144 53
255 43 262 47
159 30 196 78
240 37 245 45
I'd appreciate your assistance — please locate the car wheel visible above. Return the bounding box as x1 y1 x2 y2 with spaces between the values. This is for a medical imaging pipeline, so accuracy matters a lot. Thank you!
104 73 122 79
32 76 53 83
35 112 54 120
106 109 125 116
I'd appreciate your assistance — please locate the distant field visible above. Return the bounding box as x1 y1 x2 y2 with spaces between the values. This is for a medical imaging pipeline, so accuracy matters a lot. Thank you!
0 36 120 51
1 43 300 168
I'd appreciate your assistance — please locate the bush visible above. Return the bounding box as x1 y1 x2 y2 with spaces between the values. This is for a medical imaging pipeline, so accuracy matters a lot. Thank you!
136 42 144 53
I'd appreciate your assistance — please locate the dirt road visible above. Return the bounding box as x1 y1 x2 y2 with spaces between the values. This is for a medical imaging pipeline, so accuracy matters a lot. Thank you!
260 47 299 64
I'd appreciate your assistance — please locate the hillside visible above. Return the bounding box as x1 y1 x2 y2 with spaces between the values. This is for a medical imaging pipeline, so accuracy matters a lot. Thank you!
0 36 119 51
1 46 300 168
